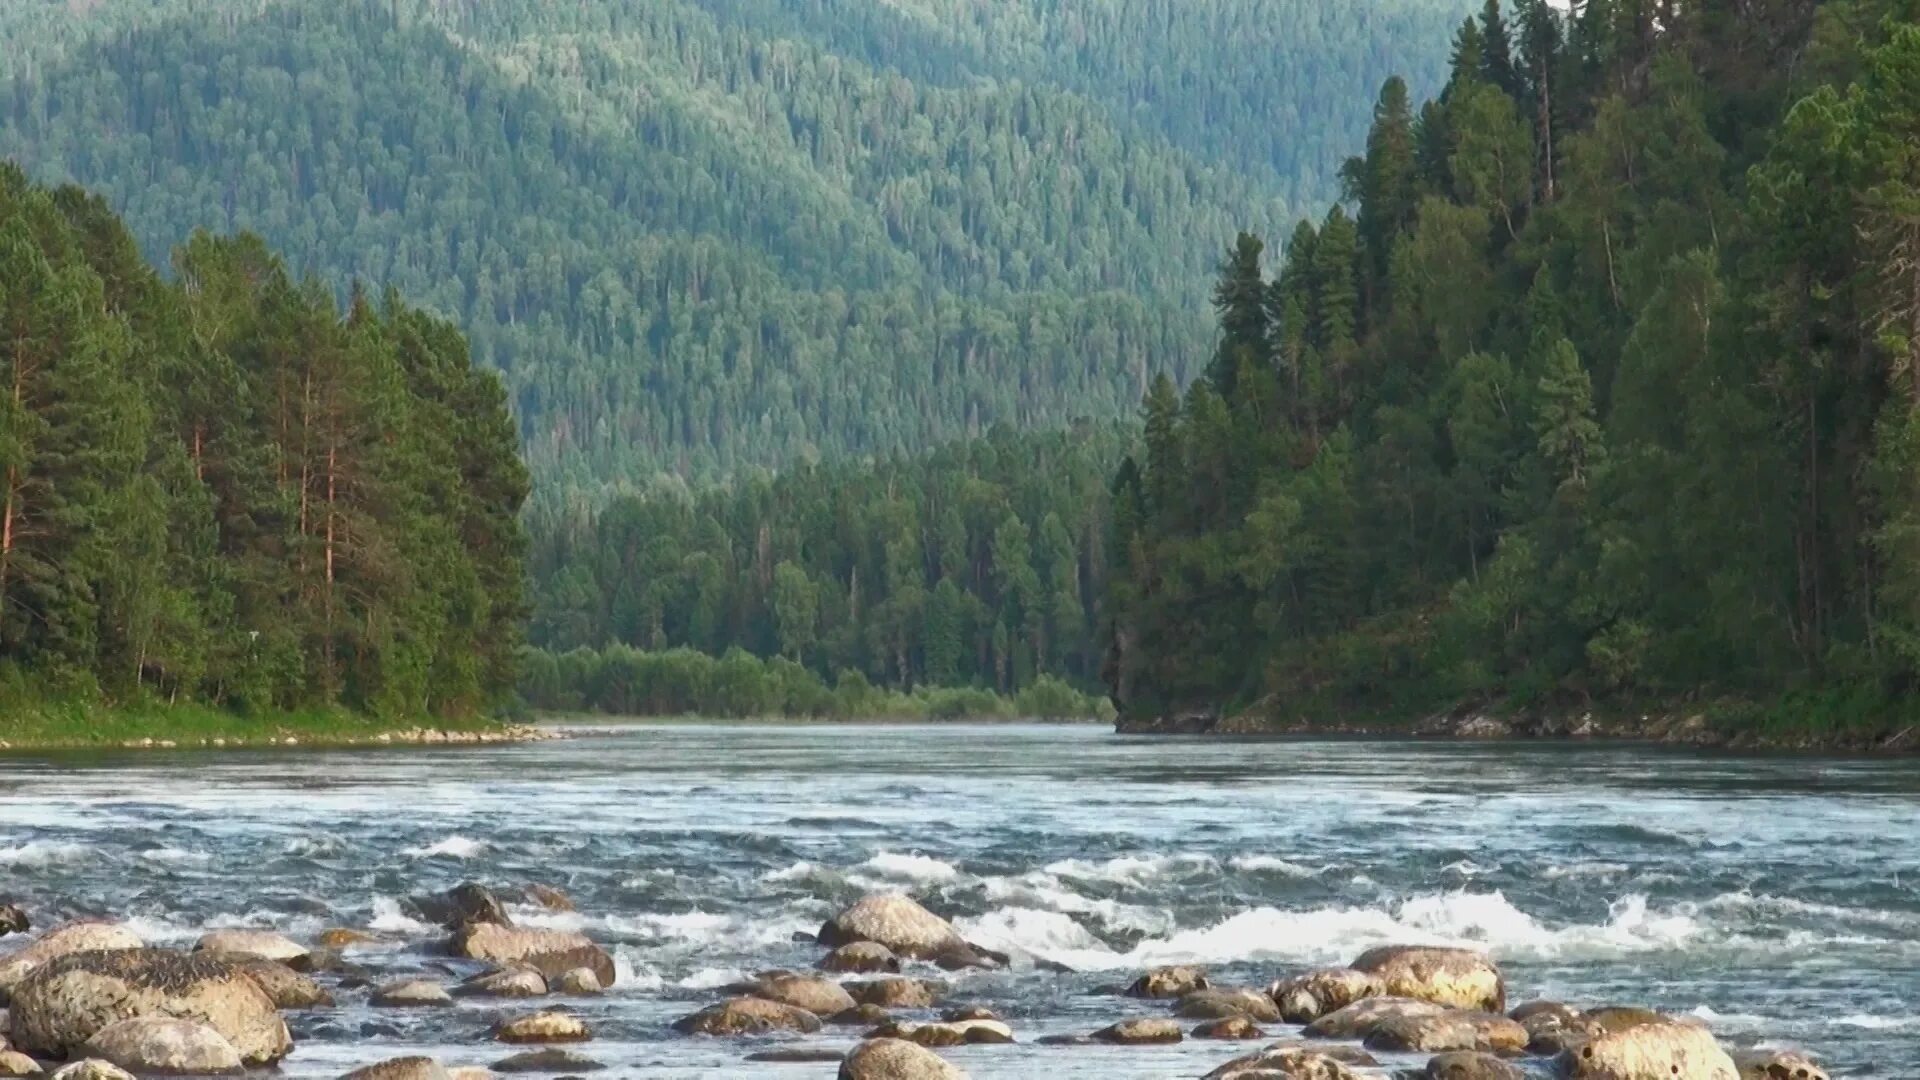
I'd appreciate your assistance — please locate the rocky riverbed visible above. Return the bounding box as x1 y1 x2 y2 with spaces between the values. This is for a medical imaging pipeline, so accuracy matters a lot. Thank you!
0 886 1826 1079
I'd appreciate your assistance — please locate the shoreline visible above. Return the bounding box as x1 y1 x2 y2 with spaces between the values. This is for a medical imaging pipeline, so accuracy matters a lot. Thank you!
1114 703 1920 755
0 703 563 754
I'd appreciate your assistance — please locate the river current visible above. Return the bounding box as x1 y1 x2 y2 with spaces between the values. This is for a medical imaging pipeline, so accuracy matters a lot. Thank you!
1 722 1916 1077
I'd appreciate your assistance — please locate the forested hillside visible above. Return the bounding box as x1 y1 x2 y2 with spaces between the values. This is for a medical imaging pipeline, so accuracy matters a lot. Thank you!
0 166 527 718
0 0 1467 491
528 424 1126 695
1107 0 1920 729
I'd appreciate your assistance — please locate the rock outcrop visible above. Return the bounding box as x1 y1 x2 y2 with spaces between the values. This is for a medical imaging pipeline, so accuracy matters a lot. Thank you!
0 924 144 1001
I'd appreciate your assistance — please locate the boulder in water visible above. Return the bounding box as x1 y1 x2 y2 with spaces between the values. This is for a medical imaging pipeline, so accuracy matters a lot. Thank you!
732 971 857 1016
1092 1017 1183 1044
491 1049 605 1074
492 1011 590 1044
8 948 290 1065
1304 996 1448 1039
1191 1015 1265 1040
748 1049 847 1063
0 1051 40 1077
831 1004 894 1026
670 996 823 1036
1362 1009 1527 1053
1124 965 1208 999
0 906 28 937
340 1058 452 1080
1202 1042 1375 1079
415 883 513 930
370 979 453 1008
1510 1000 1582 1052
80 1017 244 1076
1557 1019 1739 1080
818 896 988 967
822 942 901 974
940 1005 998 1023
204 954 332 1009
1348 946 1504 1013
450 925 614 988
848 977 945 1009
1423 1050 1524 1079
456 967 548 999
1269 967 1384 1022
1732 1048 1827 1080
838 1038 967 1080
520 885 574 913
317 928 379 951
1175 987 1282 1022
0 924 144 1001
48 1062 133 1080
193 930 309 970
866 1019 1012 1047
552 968 601 995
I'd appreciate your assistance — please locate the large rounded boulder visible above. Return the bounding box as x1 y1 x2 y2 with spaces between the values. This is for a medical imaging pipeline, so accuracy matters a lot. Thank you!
1558 1019 1739 1080
670 996 823 1036
340 1057 453 1080
193 930 309 971
1123 965 1208 999
8 949 291 1065
1304 996 1447 1039
1270 967 1384 1022
732 971 857 1016
1732 1049 1827 1080
1361 1009 1527 1054
839 1038 967 1080
1203 1043 1375 1080
1424 1051 1524 1079
414 883 513 930
1174 986 1281 1022
79 1018 243 1076
1349 946 1504 1013
0 924 144 1001
207 955 333 1009
819 895 987 968
822 942 901 974
450 924 615 987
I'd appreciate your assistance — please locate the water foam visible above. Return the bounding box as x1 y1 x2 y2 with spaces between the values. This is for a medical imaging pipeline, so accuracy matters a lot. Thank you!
404 835 486 859
368 895 433 934
1227 854 1322 877
854 851 961 886
0 840 93 868
1043 853 1214 887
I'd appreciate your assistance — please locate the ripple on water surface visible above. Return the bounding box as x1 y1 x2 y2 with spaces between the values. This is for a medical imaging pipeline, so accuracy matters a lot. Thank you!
1 722 1917 1078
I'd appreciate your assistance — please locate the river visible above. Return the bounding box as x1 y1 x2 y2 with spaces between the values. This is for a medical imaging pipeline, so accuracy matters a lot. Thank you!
1 722 1914 1077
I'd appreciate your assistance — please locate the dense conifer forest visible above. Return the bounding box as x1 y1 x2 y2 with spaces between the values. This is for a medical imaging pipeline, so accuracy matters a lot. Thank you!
0 0 1466 493
1105 0 1920 731
0 166 527 719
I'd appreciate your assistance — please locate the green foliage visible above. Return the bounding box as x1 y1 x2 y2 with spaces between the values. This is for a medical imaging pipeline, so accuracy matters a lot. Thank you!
0 0 1469 496
1104 0 1920 733
518 644 1109 720
0 167 527 723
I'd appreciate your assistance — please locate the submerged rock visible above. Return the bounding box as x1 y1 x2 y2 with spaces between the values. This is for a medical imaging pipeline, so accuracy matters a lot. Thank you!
831 1004 894 1026
456 967 548 999
748 1048 847 1063
1361 1009 1527 1054
1269 968 1384 1022
865 1019 1012 1047
492 1011 590 1044
1175 987 1282 1022
1202 1042 1375 1080
1423 1050 1524 1079
1191 1015 1266 1040
339 1058 451 1080
1348 946 1504 1013
193 930 309 970
1092 1017 1183 1044
818 896 989 968
822 942 901 974
731 971 857 1016
491 1048 605 1074
1557 1019 1739 1080
520 885 574 913
370 979 453 1008
1732 1048 1828 1080
1124 965 1209 999
80 1017 244 1076
450 925 615 987
670 996 823 1036
1510 1001 1582 1053
839 1037 967 1080
8 948 291 1065
317 928 379 950
0 924 145 1000
415 883 513 930
940 1005 998 1023
0 906 28 937
1304 996 1447 1039
847 977 946 1010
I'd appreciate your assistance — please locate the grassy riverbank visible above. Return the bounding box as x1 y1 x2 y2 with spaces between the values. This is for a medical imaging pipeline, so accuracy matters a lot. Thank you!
0 698 519 752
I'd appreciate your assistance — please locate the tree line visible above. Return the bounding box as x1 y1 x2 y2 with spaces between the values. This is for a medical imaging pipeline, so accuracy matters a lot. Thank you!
0 164 527 718
527 425 1125 697
1106 0 1920 727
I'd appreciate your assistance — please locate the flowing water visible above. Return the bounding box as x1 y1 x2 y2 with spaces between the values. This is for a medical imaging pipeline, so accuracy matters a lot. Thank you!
1 722 1916 1077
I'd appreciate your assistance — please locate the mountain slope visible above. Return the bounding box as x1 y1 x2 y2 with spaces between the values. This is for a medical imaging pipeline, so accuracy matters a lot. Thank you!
0 0 1466 490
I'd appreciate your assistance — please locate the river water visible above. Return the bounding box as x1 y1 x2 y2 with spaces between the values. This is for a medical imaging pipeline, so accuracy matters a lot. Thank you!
1 722 1915 1077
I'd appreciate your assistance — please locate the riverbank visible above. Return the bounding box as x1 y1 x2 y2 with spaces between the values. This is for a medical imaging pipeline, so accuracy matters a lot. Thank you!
1116 696 1920 754
0 699 557 753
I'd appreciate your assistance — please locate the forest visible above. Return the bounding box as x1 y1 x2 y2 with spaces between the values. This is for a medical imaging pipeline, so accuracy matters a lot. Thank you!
1106 0 1920 730
525 424 1125 699
0 0 1466 495
0 165 528 721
